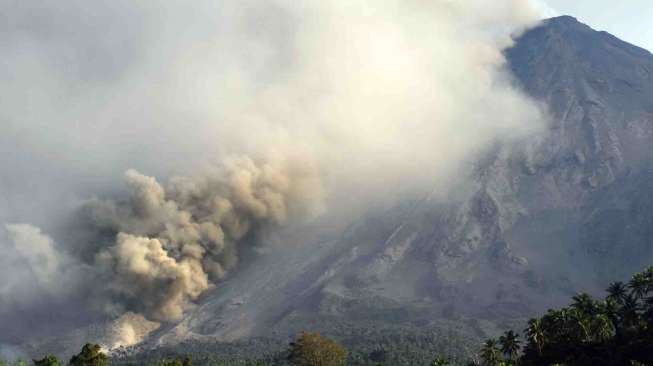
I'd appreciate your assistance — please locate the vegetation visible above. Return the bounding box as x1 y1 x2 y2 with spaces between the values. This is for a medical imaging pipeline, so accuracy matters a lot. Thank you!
156 357 193 366
429 356 450 366
33 356 61 366
1 345 106 366
0 360 27 366
69 344 107 366
287 332 347 366
109 321 479 365
6 267 653 365
476 266 653 365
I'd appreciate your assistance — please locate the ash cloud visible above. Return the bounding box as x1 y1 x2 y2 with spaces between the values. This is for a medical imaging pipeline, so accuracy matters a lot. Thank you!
0 0 550 349
90 154 322 324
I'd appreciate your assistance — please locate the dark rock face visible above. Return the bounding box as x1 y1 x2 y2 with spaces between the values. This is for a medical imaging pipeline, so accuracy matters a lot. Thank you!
155 16 653 343
504 16 653 282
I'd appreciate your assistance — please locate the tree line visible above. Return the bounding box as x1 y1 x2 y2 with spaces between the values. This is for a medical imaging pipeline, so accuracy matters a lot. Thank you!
469 266 653 366
5 266 653 365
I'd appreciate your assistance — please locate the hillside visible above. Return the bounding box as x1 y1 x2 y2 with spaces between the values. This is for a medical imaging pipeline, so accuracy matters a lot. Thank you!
143 15 653 342
23 15 653 363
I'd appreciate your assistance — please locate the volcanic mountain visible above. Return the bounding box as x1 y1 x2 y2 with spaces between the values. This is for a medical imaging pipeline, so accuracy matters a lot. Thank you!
27 15 653 361
149 15 653 345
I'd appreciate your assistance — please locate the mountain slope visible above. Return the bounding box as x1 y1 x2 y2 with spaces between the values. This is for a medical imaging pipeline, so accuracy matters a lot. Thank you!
145 16 653 347
25 17 651 361
504 15 653 282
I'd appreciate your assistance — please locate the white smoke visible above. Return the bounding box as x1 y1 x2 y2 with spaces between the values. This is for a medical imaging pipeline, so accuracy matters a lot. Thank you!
109 313 161 349
1 224 84 304
5 224 63 289
0 0 550 348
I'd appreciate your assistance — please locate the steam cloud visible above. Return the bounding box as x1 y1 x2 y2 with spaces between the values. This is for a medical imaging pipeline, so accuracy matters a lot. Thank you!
0 0 549 350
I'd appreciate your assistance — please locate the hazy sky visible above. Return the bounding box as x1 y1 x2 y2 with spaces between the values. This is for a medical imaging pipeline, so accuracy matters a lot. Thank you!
541 0 653 52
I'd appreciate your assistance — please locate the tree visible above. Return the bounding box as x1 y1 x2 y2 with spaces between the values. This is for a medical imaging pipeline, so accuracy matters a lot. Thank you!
629 273 648 299
287 332 347 366
604 297 620 328
594 313 614 341
430 356 450 366
643 266 653 293
480 339 500 366
32 356 61 366
620 294 641 329
525 318 545 356
158 357 192 366
644 296 653 323
607 282 628 303
480 267 653 366
68 344 107 366
572 293 597 316
0 360 25 366
498 330 521 362
570 308 592 342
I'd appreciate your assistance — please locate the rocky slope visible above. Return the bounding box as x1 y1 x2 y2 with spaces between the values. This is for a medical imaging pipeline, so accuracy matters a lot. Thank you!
145 16 653 346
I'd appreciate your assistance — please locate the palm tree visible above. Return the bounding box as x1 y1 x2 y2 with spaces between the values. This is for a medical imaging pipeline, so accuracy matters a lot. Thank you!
620 294 641 329
644 296 653 323
556 307 580 341
572 293 597 316
465 355 481 366
644 266 653 290
499 330 521 362
591 313 614 341
525 318 546 356
431 356 450 366
480 339 501 366
569 308 592 342
604 297 623 336
607 282 628 303
629 272 649 299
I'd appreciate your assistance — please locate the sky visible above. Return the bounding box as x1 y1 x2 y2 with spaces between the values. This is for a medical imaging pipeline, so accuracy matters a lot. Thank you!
541 0 653 52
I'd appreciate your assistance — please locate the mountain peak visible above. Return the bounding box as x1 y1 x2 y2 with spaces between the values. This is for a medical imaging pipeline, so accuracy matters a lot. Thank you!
546 15 580 24
537 15 651 56
540 15 594 34
506 15 653 101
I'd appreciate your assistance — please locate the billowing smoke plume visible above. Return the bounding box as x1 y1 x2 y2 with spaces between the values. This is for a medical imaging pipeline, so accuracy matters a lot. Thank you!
0 0 549 349
90 154 322 324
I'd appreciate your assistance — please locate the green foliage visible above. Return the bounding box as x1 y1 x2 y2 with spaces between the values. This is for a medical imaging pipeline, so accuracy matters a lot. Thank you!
430 356 450 366
478 266 653 366
69 344 107 366
287 332 347 366
32 355 61 366
479 339 500 366
110 305 481 365
497 330 520 363
157 357 192 366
